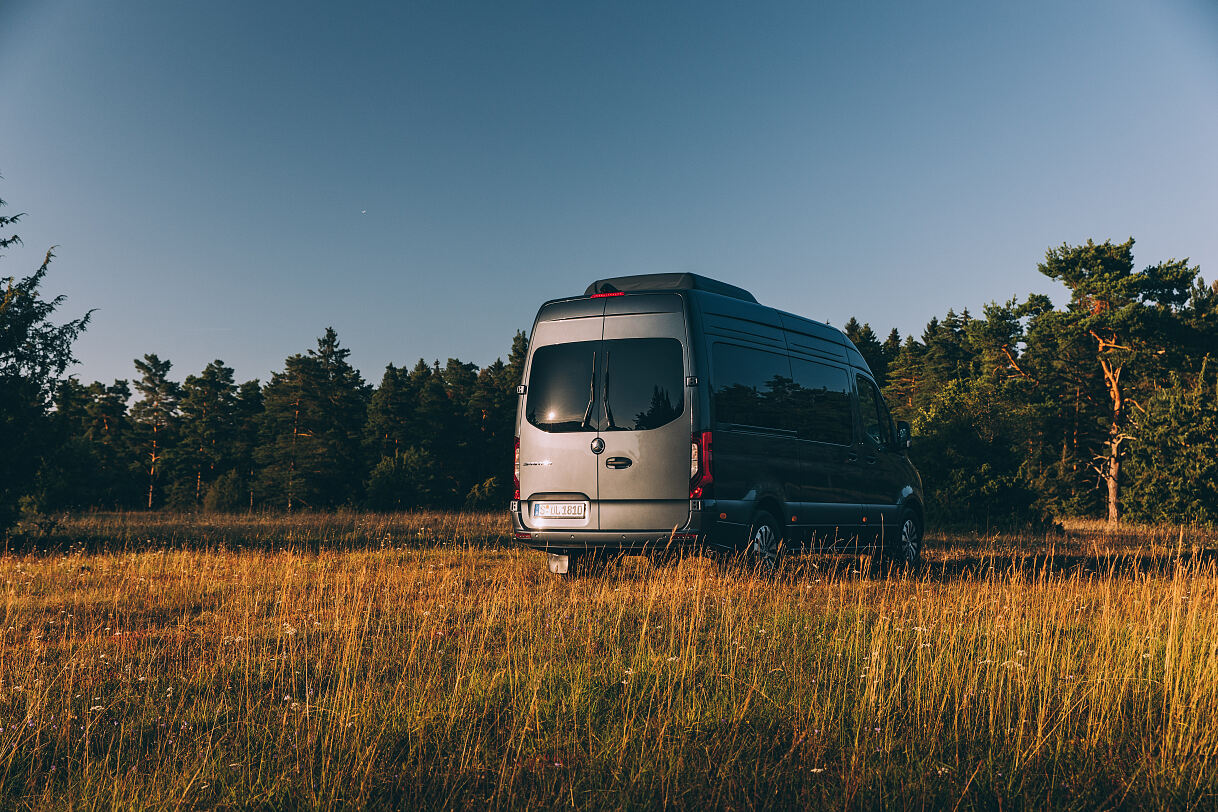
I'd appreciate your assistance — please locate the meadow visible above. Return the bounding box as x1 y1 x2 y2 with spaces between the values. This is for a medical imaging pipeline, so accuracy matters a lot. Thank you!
0 512 1215 810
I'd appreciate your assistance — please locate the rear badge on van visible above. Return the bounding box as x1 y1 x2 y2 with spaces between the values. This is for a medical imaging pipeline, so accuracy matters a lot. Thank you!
533 502 587 519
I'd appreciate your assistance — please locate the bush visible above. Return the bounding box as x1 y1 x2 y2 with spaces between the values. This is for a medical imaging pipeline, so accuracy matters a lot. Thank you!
912 379 1044 529
366 447 451 510
1123 371 1218 526
463 476 505 510
203 470 250 512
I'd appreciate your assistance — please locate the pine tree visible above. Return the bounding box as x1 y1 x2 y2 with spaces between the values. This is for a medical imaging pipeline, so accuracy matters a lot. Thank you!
258 329 368 510
131 354 179 510
0 191 91 530
175 360 238 507
365 363 418 460
844 317 889 386
1035 238 1200 523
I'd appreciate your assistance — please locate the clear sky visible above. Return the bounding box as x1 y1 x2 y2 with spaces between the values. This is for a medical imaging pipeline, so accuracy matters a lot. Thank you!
3 0 1216 387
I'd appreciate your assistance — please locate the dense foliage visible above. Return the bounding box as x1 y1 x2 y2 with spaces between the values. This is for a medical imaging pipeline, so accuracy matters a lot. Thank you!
30 328 529 516
4 186 1216 531
0 193 90 532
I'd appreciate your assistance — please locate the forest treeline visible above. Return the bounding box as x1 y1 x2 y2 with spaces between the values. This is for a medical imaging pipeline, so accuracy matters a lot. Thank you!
36 328 528 515
4 188 1218 532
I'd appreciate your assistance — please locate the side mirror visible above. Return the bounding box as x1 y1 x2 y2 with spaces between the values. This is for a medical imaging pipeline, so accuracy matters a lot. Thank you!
896 421 912 451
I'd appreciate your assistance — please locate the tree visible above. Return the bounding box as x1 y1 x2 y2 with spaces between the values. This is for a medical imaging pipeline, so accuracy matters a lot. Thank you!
0 189 90 531
131 354 180 509
365 363 418 460
258 329 368 509
844 317 889 387
505 329 528 388
1124 365 1218 526
175 360 238 507
206 378 262 511
1035 238 1199 523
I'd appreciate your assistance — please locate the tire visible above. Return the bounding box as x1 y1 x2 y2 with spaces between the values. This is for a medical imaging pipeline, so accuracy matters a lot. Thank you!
746 510 783 574
884 507 923 566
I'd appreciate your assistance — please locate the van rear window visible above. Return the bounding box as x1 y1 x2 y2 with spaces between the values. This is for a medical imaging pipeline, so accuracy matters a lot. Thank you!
526 338 685 433
602 338 684 431
526 341 599 432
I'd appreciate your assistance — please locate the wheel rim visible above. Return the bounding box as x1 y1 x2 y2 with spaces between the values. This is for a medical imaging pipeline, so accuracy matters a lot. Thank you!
900 518 920 562
751 524 778 570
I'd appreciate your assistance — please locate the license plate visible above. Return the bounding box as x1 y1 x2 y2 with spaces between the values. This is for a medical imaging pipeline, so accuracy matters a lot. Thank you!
532 501 586 519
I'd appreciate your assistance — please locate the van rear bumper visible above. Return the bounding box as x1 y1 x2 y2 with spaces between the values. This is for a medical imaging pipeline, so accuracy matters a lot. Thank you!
512 529 710 554
510 500 732 554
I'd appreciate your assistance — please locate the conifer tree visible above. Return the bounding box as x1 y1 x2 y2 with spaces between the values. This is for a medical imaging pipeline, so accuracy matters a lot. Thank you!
258 329 368 509
365 363 418 460
131 355 180 509
176 360 238 507
0 190 90 530
1034 238 1199 523
844 317 889 386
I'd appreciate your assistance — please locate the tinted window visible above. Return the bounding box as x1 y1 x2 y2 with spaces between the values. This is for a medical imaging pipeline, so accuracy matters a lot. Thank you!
790 359 854 445
526 341 598 432
856 375 894 448
601 338 684 431
711 343 795 432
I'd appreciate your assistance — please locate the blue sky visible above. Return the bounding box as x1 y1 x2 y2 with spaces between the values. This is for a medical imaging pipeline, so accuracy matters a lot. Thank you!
3 0 1216 386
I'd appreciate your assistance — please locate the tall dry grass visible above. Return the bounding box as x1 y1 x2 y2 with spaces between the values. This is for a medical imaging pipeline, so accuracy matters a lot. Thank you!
0 513 1214 809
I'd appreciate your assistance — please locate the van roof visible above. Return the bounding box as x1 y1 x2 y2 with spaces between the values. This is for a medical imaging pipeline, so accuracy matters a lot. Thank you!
584 273 757 303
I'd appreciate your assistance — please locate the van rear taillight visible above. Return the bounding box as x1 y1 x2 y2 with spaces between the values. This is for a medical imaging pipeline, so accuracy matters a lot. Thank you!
690 431 713 499
513 437 520 499
590 291 625 298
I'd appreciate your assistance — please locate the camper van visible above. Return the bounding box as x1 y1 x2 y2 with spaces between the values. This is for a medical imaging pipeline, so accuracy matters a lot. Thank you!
511 273 923 575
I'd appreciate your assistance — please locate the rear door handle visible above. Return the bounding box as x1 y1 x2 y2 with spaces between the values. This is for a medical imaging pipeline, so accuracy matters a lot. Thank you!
605 456 633 469
845 453 858 463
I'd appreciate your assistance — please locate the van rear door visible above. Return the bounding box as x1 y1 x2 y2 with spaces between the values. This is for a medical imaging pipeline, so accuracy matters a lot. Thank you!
597 299 692 533
519 315 604 531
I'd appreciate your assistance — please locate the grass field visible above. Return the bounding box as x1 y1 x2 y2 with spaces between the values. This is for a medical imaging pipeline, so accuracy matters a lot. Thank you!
0 512 1215 810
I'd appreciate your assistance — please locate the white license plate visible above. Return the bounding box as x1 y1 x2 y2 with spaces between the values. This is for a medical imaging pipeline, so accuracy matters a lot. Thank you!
532 501 586 519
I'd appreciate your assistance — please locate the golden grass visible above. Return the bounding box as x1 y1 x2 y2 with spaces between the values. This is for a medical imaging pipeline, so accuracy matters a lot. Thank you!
0 513 1215 809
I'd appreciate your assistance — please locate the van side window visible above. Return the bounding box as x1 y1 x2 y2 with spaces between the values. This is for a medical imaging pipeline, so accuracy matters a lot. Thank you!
526 341 599 432
790 360 853 445
855 374 893 448
711 342 794 432
601 338 684 431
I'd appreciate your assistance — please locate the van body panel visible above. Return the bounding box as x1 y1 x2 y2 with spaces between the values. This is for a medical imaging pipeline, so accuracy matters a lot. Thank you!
537 298 606 322
779 313 850 363
698 297 801 532
603 292 684 317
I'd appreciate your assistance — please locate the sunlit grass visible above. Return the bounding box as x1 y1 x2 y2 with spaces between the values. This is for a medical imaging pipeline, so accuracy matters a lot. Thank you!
0 513 1215 809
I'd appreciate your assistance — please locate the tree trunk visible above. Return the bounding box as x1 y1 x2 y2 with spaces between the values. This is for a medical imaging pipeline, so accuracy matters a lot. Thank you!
1105 425 1121 524
147 424 158 510
1094 340 1124 525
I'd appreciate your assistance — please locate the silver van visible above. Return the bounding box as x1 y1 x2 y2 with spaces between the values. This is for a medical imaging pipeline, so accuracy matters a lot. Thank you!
511 273 924 574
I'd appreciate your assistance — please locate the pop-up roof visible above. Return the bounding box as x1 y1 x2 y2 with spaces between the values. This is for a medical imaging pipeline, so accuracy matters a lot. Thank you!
584 273 757 303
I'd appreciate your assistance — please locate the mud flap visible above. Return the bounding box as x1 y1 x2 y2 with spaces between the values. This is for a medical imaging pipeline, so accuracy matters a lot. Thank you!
547 553 570 575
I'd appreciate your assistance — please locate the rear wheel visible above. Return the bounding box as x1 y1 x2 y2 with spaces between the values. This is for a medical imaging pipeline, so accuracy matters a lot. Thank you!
746 510 783 574
883 507 923 567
